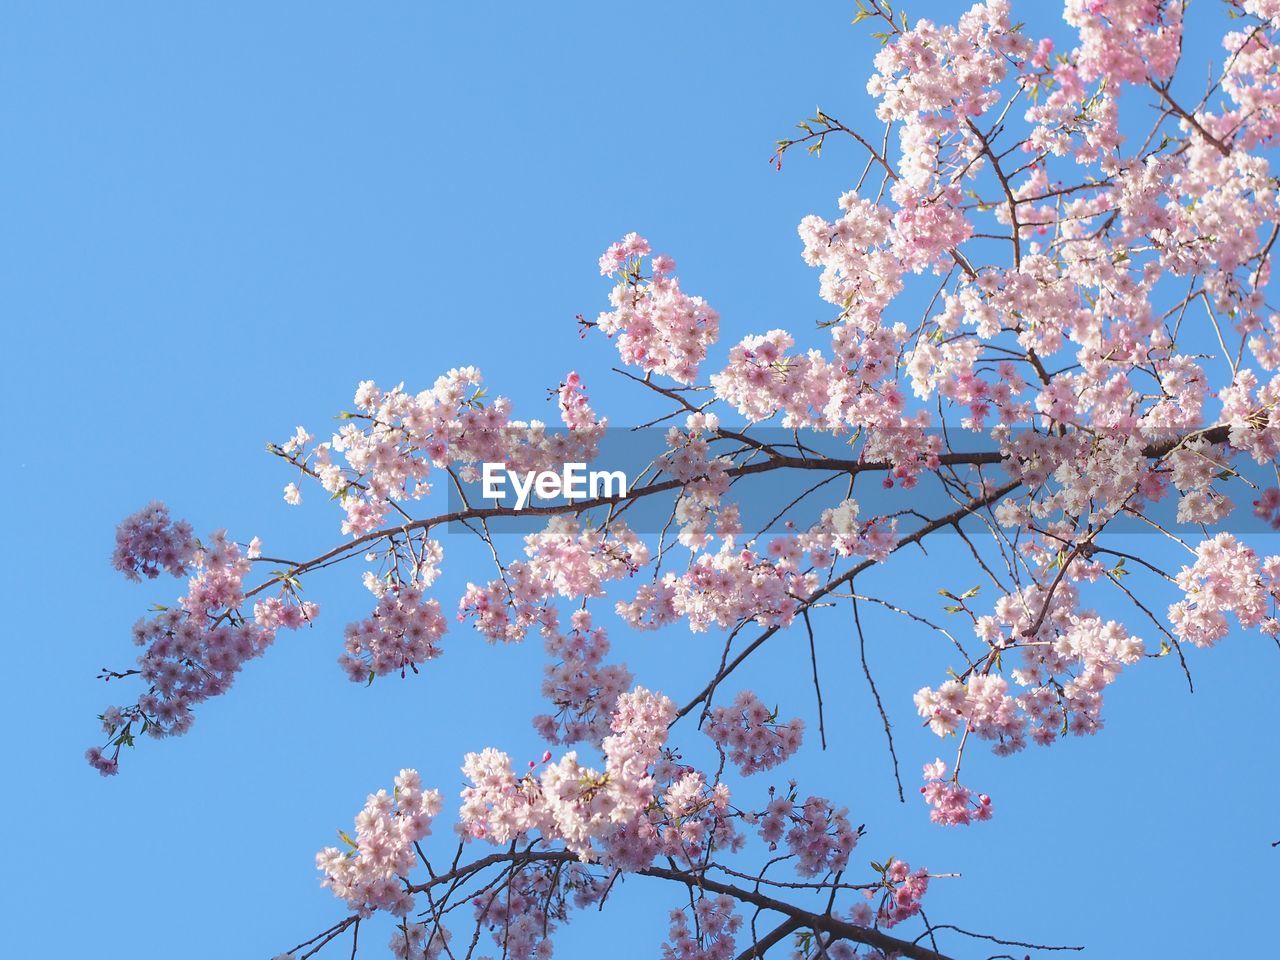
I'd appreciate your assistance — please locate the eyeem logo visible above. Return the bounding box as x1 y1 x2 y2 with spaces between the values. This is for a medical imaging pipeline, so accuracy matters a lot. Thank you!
481 463 628 510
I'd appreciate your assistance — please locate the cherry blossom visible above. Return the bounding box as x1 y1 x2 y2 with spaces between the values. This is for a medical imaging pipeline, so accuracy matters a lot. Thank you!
111 501 196 582
706 690 804 776
93 3 1280 957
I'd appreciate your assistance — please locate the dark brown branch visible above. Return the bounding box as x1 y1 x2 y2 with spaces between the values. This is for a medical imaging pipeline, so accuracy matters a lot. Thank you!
405 848 958 960
733 916 804 960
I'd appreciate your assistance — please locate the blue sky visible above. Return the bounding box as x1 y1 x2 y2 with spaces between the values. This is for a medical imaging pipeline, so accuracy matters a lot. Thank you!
3 2 1276 958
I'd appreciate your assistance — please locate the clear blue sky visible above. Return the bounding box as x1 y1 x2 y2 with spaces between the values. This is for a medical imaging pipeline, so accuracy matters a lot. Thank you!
3 2 1275 957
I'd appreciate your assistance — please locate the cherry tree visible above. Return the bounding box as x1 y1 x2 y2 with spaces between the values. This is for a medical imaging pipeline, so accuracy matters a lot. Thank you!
91 2 1280 958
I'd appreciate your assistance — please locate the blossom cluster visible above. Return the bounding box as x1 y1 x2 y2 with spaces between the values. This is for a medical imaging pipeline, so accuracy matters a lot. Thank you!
311 688 888 958
458 687 676 861
919 759 992 828
1169 532 1280 644
854 859 931 930
91 525 316 774
388 922 450 960
460 518 649 642
753 789 859 877
275 366 606 541
339 583 447 681
705 690 804 776
471 866 572 960
532 607 634 746
595 233 720 385
611 500 892 637
915 588 1146 752
622 541 811 634
661 895 742 960
111 501 196 582
316 769 443 916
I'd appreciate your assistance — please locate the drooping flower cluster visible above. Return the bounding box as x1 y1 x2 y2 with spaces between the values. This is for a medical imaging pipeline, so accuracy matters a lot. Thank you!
388 923 450 960
111 501 196 581
657 423 736 551
916 588 1146 752
1168 439 1235 525
585 767 740 873
339 583 448 681
1063 0 1183 87
614 496 906 637
788 796 859 877
556 370 597 431
91 530 316 774
799 499 900 562
856 859 931 929
627 541 811 634
459 687 677 861
711 327 923 446
661 895 742 960
316 769 442 916
460 518 649 642
472 866 567 960
1168 533 1280 644
274 366 606 541
533 607 634 746
595 233 720 385
754 790 859 877
705 690 804 776
919 759 992 827
1220 4 1280 148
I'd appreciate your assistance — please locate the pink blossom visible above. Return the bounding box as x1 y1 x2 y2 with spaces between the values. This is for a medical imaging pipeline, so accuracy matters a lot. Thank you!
111 502 196 581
